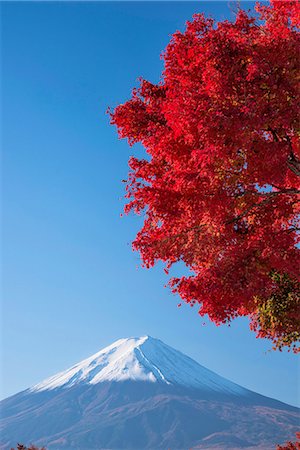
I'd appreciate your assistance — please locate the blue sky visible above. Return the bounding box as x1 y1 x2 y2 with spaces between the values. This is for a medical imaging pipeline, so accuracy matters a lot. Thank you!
1 1 299 407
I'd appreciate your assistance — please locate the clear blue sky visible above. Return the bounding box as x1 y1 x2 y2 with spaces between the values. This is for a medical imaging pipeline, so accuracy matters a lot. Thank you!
1 1 299 407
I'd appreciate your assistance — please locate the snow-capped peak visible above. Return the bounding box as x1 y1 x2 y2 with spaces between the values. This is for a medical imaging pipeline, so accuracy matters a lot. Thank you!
30 336 247 396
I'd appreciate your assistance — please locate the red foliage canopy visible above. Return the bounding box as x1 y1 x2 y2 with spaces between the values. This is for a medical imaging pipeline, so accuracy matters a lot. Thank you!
111 1 300 348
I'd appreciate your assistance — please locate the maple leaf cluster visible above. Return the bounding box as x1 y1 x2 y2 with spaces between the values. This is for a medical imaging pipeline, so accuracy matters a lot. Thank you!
277 432 300 450
110 1 300 350
10 445 46 450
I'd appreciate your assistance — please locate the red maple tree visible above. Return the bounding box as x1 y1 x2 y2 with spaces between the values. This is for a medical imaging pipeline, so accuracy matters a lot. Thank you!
110 1 300 351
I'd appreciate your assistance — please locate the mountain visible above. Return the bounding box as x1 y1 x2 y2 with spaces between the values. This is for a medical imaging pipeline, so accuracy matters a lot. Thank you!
0 336 299 450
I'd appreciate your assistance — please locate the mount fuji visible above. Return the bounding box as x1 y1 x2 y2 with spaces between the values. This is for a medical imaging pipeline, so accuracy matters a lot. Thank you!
0 336 299 450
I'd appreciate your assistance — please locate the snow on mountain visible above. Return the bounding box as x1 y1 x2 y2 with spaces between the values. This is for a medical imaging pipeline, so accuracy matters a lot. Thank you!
30 335 247 395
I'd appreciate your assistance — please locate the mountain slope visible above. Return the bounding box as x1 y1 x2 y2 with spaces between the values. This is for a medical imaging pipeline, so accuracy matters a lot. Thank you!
0 336 299 450
30 336 249 396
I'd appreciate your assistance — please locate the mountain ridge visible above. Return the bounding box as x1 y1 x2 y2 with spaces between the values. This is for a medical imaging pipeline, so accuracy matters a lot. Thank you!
29 336 252 397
